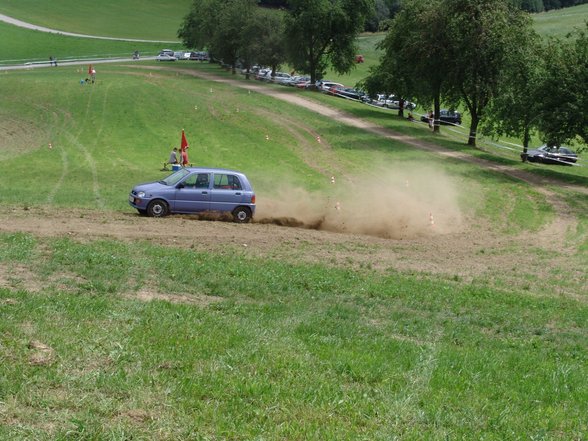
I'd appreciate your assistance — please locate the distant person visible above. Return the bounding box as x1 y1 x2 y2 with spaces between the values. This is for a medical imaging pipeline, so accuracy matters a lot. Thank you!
181 144 189 167
407 111 414 122
91 68 96 83
428 110 434 129
164 148 178 169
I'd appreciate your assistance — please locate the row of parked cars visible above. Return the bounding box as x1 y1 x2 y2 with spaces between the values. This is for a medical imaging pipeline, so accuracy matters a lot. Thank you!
155 49 210 62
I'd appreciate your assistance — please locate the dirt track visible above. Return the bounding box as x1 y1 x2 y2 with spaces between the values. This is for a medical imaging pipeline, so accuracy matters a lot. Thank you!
1 65 586 298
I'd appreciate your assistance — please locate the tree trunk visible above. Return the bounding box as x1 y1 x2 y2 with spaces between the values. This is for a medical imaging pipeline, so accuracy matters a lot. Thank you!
433 96 441 133
521 126 530 161
468 117 479 146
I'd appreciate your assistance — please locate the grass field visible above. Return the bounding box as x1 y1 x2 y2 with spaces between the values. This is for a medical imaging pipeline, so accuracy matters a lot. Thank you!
0 0 191 40
532 3 588 36
0 3 587 440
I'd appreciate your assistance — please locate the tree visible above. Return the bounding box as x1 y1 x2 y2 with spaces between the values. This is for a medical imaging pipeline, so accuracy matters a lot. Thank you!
481 20 543 155
363 0 451 129
365 0 390 32
536 23 588 148
283 0 375 87
178 0 261 74
248 8 287 78
443 0 534 146
178 0 218 52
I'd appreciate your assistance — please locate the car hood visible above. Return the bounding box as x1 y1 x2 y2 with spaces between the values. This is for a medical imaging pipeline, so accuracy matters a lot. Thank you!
132 181 170 195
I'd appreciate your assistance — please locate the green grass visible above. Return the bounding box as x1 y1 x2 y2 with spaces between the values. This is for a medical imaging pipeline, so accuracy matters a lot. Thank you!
1 234 587 439
0 7 587 439
0 20 184 66
532 3 588 37
0 62 564 236
0 0 191 40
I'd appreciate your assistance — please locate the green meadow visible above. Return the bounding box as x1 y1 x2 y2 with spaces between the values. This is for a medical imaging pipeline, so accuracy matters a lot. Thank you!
0 3 587 440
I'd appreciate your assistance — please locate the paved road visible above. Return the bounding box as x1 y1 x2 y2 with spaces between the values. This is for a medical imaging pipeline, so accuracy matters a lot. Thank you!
0 12 177 43
0 56 156 71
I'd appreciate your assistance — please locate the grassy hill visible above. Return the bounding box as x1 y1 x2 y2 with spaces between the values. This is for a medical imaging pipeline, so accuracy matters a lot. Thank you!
532 3 588 36
0 0 191 40
0 3 587 440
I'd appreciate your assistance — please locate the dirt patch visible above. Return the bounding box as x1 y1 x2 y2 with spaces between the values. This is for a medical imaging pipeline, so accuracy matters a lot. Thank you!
130 289 223 306
0 203 584 300
27 340 54 366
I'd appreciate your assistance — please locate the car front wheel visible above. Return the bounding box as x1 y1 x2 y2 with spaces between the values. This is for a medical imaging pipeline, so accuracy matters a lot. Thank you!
147 199 169 217
232 207 252 223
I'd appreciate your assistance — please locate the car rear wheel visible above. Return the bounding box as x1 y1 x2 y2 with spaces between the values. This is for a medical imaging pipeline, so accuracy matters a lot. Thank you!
232 206 252 223
147 199 169 217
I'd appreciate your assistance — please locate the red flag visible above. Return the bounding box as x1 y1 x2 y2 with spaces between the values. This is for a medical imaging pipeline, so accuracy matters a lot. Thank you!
88 64 93 75
181 129 189 150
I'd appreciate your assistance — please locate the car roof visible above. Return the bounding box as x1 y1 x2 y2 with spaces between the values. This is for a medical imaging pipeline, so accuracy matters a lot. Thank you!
183 167 248 175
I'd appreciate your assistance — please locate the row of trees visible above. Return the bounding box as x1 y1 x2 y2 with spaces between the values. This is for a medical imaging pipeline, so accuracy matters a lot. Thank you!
364 0 587 148
178 0 372 86
178 0 586 150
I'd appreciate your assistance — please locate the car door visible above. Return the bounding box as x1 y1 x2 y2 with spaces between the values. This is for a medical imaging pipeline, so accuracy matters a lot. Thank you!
174 172 211 213
210 173 245 212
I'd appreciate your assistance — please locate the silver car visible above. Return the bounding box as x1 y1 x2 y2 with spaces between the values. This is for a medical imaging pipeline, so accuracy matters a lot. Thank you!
129 167 256 222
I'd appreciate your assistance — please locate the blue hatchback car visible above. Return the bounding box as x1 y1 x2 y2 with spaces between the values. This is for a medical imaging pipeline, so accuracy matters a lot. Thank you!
129 167 256 222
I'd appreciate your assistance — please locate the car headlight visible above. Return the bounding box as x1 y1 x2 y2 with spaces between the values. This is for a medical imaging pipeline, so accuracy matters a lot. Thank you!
137 191 146 198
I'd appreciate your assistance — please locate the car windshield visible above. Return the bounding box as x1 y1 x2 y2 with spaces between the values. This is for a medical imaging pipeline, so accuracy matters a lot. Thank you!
160 168 190 186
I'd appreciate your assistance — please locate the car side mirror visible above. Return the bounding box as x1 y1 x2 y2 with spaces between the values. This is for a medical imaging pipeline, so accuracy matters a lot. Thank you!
176 183 185 189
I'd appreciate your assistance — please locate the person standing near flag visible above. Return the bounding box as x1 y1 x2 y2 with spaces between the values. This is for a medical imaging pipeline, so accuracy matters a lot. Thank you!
180 129 190 166
88 64 96 84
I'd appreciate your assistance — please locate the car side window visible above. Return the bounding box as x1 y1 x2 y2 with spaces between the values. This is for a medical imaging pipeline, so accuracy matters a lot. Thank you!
184 173 209 188
195 173 210 188
214 174 242 190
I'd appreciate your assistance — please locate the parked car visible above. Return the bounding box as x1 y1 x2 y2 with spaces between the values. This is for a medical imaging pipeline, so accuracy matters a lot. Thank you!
384 95 416 111
523 145 578 165
270 72 292 85
255 69 272 81
160 49 175 56
129 167 256 222
174 51 190 60
283 75 310 87
189 51 209 61
319 81 345 93
420 109 462 125
156 53 177 61
333 87 366 101
362 94 387 106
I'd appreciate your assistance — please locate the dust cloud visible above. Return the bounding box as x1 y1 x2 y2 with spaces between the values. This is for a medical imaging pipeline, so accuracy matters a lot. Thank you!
255 166 463 239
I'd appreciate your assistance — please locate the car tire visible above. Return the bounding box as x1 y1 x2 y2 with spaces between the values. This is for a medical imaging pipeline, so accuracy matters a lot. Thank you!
147 199 169 217
232 206 252 223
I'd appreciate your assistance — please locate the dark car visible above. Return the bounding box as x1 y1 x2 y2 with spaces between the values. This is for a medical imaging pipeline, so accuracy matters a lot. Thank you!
522 145 578 165
333 87 366 101
129 167 256 222
421 109 462 125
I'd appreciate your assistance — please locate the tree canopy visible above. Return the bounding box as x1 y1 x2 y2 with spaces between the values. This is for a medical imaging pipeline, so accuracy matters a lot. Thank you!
283 0 375 85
